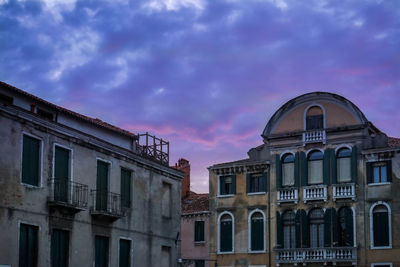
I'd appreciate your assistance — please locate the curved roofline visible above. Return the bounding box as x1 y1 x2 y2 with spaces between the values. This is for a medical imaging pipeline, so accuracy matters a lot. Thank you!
262 91 370 137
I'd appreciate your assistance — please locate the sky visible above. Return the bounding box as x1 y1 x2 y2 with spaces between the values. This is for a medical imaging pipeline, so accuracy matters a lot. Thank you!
1 0 399 193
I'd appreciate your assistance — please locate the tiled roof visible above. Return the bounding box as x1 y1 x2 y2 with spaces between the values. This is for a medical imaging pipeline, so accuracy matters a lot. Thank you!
388 137 400 148
182 191 209 214
0 81 136 138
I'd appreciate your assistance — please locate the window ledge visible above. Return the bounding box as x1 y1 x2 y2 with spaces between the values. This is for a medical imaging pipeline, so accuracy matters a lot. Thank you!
218 194 235 198
367 182 391 187
371 246 392 250
21 183 42 189
248 250 266 254
247 192 266 196
217 251 234 255
194 241 206 246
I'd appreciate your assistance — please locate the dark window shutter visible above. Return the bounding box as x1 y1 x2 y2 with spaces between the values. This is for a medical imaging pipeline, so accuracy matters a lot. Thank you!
51 229 69 267
323 149 331 185
22 135 40 186
276 154 282 189
387 160 392 182
232 175 236 194
119 239 131 267
276 211 282 248
19 224 38 267
19 224 28 267
262 172 267 192
295 211 301 248
366 162 373 184
332 149 337 184
121 169 131 208
220 176 225 195
95 236 109 267
301 152 308 186
220 220 232 252
246 174 251 193
195 221 205 242
251 218 264 251
351 146 357 183
344 208 354 247
373 210 389 247
332 208 338 246
300 209 309 248
294 152 299 188
324 208 332 247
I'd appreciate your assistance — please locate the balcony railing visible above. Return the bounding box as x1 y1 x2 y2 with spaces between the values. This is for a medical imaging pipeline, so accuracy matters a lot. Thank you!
275 247 357 265
302 129 326 145
277 187 298 204
48 179 88 210
90 190 124 219
303 184 328 203
333 183 356 201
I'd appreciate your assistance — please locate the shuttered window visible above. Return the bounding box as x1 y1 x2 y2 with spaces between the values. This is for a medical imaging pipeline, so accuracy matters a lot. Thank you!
247 172 266 193
220 214 233 252
51 229 69 267
95 236 109 267
306 114 323 130
282 154 295 186
96 161 109 211
309 209 324 248
22 135 41 186
373 206 389 247
119 239 131 267
337 148 351 183
250 212 264 251
19 223 38 267
338 207 353 247
308 151 323 185
194 221 205 242
367 161 392 184
54 146 70 202
121 169 132 208
219 175 236 195
283 211 295 249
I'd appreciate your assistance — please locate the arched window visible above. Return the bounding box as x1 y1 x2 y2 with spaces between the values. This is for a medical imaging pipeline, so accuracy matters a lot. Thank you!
308 150 323 185
309 209 324 248
338 207 354 247
337 148 351 183
306 106 323 130
370 203 391 248
249 210 265 252
282 153 295 187
282 211 295 249
219 212 234 253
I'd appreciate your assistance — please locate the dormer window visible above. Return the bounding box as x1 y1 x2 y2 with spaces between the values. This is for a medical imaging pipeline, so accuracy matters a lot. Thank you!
306 106 323 130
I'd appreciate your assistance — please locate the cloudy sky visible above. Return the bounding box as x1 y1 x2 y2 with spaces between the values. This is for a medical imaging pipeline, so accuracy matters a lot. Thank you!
1 0 399 192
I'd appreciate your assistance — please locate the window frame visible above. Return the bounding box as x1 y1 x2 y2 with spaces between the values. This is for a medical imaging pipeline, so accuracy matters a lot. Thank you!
247 172 266 195
282 210 296 249
248 209 266 253
161 181 172 218
118 237 133 267
308 208 324 248
21 132 44 188
372 162 388 184
194 220 205 243
281 152 295 187
335 146 352 183
18 221 40 267
218 211 234 254
306 149 324 185
218 175 235 197
303 104 326 131
369 201 392 249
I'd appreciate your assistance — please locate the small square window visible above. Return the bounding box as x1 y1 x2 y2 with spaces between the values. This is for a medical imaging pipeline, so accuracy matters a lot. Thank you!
249 173 265 193
219 175 235 195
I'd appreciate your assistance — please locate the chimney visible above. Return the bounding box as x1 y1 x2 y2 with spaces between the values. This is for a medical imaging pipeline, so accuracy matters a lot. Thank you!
174 158 190 198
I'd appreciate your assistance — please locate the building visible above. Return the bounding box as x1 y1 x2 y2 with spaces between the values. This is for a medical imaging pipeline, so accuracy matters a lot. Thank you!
175 159 210 267
208 92 400 267
0 81 184 267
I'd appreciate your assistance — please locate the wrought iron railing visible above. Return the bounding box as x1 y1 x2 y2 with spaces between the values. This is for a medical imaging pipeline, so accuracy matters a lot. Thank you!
48 179 88 209
302 129 326 145
275 247 357 264
90 190 123 217
303 184 328 203
333 183 356 201
277 187 298 204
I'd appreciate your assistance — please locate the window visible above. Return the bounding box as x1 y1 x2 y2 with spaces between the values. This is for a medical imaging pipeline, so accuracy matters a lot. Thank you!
337 148 351 183
121 169 132 208
22 135 41 186
53 146 71 202
96 161 109 211
282 154 295 186
309 209 324 248
282 211 295 249
161 246 171 267
219 175 236 196
119 239 131 267
36 108 54 120
371 203 391 248
162 182 172 218
306 106 323 130
219 212 233 253
371 264 392 267
0 92 13 105
249 211 264 252
95 236 109 267
338 207 354 247
247 172 266 193
307 150 323 185
194 221 205 242
19 223 38 267
51 229 69 267
195 260 205 267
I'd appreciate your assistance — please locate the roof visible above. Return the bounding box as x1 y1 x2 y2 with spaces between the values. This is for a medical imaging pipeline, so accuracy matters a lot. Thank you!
0 81 136 138
182 191 209 214
388 137 400 148
209 158 251 169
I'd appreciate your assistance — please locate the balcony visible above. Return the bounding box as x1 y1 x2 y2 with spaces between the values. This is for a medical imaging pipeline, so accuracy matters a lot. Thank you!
277 187 298 205
48 179 88 213
333 183 356 201
303 184 328 203
302 129 326 145
90 190 124 221
275 247 357 266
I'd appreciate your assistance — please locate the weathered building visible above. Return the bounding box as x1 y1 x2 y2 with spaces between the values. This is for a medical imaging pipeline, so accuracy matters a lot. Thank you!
0 81 184 267
208 92 400 267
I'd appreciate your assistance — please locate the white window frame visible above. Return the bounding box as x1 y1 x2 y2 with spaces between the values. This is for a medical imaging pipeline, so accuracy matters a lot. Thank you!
248 209 266 253
218 211 234 254
303 103 326 130
21 132 44 188
218 175 235 198
369 201 392 249
118 237 133 267
371 263 393 267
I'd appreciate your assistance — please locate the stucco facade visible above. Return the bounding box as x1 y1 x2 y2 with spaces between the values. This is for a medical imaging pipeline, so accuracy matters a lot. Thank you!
0 81 184 267
208 92 400 267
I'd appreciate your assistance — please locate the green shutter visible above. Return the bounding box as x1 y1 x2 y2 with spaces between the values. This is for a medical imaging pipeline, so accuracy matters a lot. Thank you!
373 211 389 247
276 211 282 248
295 211 301 248
387 160 392 182
96 161 109 211
262 172 267 192
232 175 236 194
246 174 251 193
324 208 332 247
251 218 264 251
344 208 354 247
351 146 357 183
300 209 309 248
366 162 373 184
276 154 282 189
220 176 225 195
54 147 69 202
19 224 38 267
119 239 131 267
332 149 337 184
19 224 27 267
323 149 331 185
195 221 205 242
121 169 131 208
51 229 69 267
95 236 109 267
22 135 40 186
294 152 299 187
332 208 338 246
220 220 232 252
301 152 308 186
